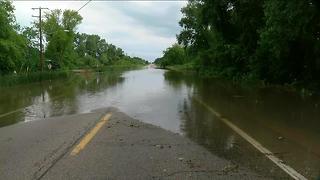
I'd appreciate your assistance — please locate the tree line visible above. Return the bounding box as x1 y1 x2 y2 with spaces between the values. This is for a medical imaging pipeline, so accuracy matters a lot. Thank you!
0 0 148 75
156 0 320 89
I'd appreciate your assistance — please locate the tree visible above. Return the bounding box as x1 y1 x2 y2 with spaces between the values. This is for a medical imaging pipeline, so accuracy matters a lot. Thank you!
74 33 87 57
0 0 27 74
0 2 146 74
254 0 320 84
42 9 82 69
75 33 125 66
21 26 39 71
172 0 320 87
156 44 186 67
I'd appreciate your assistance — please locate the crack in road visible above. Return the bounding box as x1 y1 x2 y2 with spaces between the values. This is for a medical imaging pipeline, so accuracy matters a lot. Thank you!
33 116 104 180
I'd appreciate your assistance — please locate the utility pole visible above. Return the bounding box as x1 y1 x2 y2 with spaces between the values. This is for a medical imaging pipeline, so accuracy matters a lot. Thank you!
32 7 48 72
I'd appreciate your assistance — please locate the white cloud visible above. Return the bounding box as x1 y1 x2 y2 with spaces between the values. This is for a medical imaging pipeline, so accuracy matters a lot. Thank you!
13 1 187 61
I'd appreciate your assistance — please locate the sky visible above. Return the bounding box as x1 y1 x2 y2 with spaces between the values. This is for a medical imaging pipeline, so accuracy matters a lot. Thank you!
12 1 188 62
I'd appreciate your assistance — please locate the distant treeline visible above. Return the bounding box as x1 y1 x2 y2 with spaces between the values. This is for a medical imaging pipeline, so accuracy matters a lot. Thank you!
156 0 320 89
0 0 148 75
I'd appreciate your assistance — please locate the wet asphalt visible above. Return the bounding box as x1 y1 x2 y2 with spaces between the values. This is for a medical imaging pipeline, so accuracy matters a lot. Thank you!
0 107 273 180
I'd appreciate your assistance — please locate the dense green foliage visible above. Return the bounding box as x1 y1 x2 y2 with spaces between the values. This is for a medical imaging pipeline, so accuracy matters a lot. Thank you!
154 44 187 67
0 0 147 76
157 0 320 88
42 9 83 69
0 0 28 74
74 33 148 68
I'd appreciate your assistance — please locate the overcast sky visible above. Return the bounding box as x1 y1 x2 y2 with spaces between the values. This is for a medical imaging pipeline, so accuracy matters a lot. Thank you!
12 1 187 62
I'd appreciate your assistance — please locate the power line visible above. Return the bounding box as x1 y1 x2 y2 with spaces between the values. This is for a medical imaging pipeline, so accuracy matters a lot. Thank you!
77 0 92 12
30 0 90 72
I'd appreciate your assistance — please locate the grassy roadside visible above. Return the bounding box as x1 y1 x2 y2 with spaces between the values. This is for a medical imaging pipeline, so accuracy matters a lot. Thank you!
158 63 316 97
96 64 146 72
0 71 70 87
0 64 146 87
160 63 196 73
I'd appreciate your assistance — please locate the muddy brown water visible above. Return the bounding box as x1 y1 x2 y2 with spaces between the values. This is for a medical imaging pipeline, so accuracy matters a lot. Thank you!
0 67 319 179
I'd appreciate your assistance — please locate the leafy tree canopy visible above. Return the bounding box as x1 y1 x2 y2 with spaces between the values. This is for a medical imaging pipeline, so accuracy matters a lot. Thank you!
160 0 320 88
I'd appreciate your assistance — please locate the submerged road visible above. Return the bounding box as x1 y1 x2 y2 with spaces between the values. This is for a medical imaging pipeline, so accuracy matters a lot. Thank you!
0 107 270 179
0 68 319 179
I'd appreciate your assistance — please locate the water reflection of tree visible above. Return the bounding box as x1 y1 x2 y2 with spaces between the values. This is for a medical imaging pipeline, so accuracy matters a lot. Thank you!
164 71 238 157
0 81 58 127
167 70 320 141
164 71 320 178
0 71 125 127
163 71 194 90
77 71 124 94
42 71 125 117
182 96 237 154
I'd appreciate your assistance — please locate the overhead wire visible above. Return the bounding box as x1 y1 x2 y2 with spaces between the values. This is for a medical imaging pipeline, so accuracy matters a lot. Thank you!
77 0 92 12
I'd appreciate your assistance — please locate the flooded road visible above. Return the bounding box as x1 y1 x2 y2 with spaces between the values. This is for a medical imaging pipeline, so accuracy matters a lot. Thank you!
0 67 319 179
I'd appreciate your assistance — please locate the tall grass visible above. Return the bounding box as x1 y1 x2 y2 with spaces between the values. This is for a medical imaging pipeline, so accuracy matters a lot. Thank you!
0 71 70 87
165 63 196 73
96 64 145 72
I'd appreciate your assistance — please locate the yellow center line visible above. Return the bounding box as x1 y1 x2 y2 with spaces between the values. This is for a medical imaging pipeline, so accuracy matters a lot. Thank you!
70 113 112 156
194 97 307 180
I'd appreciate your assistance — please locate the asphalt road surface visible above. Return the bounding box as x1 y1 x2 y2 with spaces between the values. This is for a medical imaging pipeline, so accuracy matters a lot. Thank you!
0 107 273 180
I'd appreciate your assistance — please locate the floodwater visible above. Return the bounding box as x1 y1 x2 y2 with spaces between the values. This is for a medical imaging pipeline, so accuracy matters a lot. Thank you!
0 67 319 179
